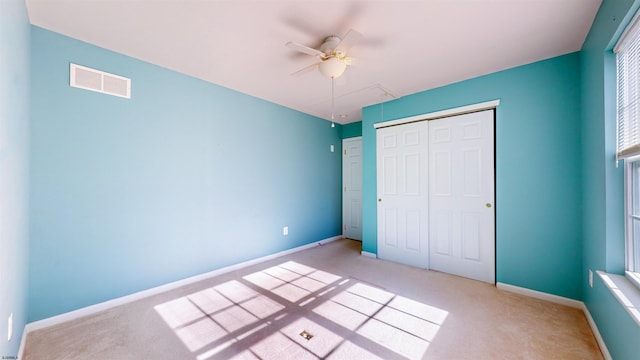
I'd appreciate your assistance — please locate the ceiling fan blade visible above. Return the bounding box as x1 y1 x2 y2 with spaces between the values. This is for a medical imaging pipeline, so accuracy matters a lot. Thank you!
282 16 326 39
335 29 363 53
285 41 325 57
290 62 319 77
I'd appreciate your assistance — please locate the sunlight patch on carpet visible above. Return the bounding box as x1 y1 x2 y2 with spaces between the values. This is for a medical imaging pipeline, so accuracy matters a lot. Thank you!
155 260 448 359
155 279 286 353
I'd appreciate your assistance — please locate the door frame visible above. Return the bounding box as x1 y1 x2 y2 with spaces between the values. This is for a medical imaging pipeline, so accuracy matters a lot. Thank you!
373 100 499 282
373 100 500 130
342 136 363 240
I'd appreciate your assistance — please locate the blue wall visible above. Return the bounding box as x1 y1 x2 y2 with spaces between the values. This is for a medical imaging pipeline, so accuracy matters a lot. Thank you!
0 0 30 356
341 121 362 139
581 0 640 358
16 2 640 357
28 27 342 321
362 53 583 300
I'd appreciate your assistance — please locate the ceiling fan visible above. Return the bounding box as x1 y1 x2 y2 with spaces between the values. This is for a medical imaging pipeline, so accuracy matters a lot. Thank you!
286 29 363 79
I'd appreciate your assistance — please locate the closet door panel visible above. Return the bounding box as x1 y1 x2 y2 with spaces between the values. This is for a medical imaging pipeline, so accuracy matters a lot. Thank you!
376 122 429 268
429 110 495 283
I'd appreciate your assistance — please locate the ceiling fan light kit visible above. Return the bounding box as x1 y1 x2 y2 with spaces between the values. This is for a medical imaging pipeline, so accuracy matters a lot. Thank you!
318 57 347 79
286 29 363 127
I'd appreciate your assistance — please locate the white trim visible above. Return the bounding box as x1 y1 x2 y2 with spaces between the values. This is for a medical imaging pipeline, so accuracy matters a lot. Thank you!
625 159 633 270
373 99 500 129
17 324 27 360
496 282 583 308
597 270 640 327
626 270 640 289
18 250 612 360
582 303 613 360
20 236 341 335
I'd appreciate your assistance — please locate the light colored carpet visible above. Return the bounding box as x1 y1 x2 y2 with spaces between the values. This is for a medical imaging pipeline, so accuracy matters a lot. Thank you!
23 239 602 360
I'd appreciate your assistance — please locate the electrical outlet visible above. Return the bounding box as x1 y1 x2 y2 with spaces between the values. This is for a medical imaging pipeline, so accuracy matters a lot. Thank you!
589 269 593 288
283 226 288 236
7 312 13 341
330 144 335 152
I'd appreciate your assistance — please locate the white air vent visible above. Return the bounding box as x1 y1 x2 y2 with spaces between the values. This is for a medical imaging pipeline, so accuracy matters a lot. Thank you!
70 63 131 99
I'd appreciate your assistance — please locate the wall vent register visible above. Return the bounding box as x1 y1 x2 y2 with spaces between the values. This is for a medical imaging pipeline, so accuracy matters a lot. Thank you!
70 63 131 99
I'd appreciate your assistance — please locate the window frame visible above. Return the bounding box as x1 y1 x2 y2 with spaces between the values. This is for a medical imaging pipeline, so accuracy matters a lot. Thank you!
615 8 640 159
617 8 640 286
626 156 640 287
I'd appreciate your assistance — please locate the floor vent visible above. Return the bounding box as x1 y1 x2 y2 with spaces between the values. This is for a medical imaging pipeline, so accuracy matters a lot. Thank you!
70 63 131 99
299 330 313 340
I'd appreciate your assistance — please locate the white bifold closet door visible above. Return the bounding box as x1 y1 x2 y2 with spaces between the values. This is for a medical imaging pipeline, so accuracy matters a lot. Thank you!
377 110 495 283
428 110 495 283
376 121 430 268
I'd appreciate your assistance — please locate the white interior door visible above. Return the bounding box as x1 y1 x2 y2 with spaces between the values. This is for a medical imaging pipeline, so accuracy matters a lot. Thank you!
376 122 429 268
343 137 362 240
428 110 495 283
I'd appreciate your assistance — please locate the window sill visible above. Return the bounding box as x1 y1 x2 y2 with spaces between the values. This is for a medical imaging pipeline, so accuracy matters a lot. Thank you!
597 271 640 327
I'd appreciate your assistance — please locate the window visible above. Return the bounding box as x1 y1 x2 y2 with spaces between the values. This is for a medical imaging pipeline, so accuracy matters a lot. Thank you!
626 158 640 273
617 9 640 280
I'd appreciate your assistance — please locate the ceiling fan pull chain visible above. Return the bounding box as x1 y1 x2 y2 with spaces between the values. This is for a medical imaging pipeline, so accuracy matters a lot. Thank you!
331 77 335 128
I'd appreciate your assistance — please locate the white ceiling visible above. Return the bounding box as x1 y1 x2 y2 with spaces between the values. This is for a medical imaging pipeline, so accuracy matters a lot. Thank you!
25 0 601 124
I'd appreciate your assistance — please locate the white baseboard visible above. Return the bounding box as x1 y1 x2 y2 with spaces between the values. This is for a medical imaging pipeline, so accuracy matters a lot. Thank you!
19 245 613 360
17 324 27 360
18 235 342 357
496 282 610 359
496 282 583 308
581 303 612 360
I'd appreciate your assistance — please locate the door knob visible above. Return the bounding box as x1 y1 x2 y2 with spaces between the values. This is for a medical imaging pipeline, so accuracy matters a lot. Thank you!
378 198 382 202
486 203 492 208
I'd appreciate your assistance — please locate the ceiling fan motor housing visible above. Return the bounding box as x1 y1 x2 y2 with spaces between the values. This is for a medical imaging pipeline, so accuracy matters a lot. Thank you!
320 36 341 54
